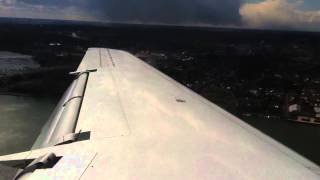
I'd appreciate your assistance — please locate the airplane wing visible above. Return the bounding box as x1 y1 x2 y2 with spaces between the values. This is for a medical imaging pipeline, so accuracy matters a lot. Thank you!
1 48 320 179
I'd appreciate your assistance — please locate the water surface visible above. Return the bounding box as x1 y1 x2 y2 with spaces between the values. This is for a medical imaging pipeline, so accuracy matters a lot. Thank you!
0 95 56 155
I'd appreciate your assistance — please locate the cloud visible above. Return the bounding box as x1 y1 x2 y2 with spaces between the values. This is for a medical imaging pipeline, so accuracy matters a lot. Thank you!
83 0 243 26
0 0 96 21
2 0 320 31
0 0 244 26
240 0 320 30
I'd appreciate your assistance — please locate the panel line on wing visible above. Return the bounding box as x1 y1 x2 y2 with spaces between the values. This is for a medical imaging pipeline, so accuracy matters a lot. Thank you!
98 48 102 67
80 153 98 179
107 48 116 67
106 49 132 135
75 49 131 139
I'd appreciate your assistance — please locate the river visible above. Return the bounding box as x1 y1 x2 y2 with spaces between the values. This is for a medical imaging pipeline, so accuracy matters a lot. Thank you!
0 95 56 155
0 95 56 179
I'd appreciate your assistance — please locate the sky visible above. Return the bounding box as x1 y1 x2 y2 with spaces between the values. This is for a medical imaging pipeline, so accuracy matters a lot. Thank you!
0 0 320 31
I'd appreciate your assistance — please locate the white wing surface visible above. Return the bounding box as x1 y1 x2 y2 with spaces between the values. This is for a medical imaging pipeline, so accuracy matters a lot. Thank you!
1 48 319 179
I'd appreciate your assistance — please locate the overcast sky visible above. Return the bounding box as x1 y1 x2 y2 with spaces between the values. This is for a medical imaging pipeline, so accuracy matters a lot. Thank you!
0 0 320 31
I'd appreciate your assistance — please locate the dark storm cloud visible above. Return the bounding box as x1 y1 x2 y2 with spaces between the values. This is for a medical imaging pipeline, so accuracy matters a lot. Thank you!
17 0 243 25
98 0 242 25
20 0 86 7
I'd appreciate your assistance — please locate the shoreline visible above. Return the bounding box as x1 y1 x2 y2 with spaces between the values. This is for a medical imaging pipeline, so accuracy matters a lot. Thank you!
0 92 32 97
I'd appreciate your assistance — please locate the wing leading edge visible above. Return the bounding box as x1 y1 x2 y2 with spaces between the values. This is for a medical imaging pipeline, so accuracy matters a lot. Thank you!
0 48 319 179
